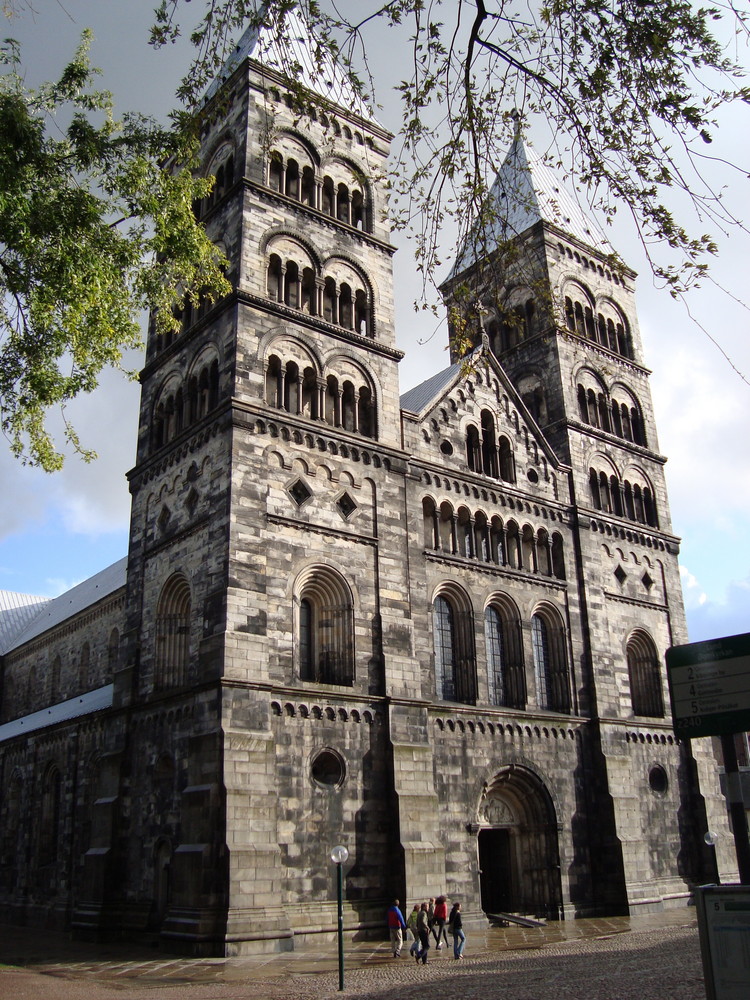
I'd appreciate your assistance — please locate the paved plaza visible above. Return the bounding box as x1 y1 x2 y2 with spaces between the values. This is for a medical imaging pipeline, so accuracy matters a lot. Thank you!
0 910 707 999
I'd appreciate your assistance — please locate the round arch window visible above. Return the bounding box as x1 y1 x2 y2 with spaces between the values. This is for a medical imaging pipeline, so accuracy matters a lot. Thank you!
648 764 668 795
311 748 346 787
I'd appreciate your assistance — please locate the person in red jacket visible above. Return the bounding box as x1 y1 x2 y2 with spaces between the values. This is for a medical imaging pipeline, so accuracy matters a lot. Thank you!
432 894 449 948
387 899 407 957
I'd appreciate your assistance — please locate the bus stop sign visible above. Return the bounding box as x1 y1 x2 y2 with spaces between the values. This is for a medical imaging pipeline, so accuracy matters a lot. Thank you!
666 632 750 741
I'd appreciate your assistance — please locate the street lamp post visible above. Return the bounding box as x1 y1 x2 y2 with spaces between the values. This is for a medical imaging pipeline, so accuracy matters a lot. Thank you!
330 844 349 991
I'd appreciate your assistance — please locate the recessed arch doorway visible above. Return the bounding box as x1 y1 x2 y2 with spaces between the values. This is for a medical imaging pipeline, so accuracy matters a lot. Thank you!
477 764 563 920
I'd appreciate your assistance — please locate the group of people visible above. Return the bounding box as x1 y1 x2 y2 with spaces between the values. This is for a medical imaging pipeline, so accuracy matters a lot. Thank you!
387 896 466 963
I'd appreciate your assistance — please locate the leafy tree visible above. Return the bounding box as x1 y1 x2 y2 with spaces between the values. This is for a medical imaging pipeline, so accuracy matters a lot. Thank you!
0 30 228 470
153 0 748 314
2 1 747 468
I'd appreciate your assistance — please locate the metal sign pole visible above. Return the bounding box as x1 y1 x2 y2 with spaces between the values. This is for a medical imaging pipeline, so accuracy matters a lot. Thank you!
719 733 750 884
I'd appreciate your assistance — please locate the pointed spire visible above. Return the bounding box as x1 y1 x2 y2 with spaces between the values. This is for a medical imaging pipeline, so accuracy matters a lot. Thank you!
203 5 378 123
447 135 614 281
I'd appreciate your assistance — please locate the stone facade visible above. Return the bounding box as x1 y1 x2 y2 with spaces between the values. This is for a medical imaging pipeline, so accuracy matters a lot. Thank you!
0 16 736 956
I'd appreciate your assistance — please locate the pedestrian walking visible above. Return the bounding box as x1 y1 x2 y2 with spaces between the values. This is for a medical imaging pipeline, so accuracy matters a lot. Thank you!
387 899 407 957
449 901 465 959
432 894 449 948
407 904 420 957
416 900 431 964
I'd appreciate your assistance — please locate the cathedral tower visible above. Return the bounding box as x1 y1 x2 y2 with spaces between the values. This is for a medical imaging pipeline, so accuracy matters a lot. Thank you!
1 12 735 957
440 136 733 909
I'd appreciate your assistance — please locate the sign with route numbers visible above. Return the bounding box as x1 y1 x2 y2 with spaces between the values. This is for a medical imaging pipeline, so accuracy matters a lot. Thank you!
695 884 750 1000
665 632 750 740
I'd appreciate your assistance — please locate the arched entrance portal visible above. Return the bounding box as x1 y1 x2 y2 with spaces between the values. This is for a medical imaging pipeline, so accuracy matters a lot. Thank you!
477 765 563 920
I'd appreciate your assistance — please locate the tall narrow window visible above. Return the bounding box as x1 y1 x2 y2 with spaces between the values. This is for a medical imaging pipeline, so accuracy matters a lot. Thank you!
297 568 354 686
532 613 570 713
627 631 664 717
433 593 476 704
434 596 456 701
39 766 62 868
485 607 506 706
155 574 191 689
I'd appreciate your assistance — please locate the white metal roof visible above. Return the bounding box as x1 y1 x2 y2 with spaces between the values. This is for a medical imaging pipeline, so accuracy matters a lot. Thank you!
0 684 114 744
0 589 51 655
3 557 127 653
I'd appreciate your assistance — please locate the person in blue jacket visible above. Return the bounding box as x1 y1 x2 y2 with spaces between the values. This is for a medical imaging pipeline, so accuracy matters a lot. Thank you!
387 898 407 957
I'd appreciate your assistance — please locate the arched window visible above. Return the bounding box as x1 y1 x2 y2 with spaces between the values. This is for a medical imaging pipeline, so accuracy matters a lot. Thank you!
285 158 300 199
498 437 515 483
108 627 120 678
301 165 316 206
339 283 353 329
155 574 191 690
627 631 664 717
50 655 62 703
39 765 62 868
466 425 481 472
321 176 335 215
267 253 282 301
269 151 283 191
481 410 498 478
484 604 525 709
297 567 354 686
433 592 476 704
79 642 90 692
0 772 22 890
266 355 283 407
531 612 570 713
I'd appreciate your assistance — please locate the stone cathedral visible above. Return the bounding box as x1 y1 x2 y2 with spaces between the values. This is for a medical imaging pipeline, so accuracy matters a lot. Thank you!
0 13 736 955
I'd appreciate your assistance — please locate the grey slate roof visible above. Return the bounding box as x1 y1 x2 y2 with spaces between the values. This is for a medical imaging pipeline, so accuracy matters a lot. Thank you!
0 684 114 744
400 361 462 415
204 6 378 124
0 590 51 655
3 557 127 653
449 136 614 279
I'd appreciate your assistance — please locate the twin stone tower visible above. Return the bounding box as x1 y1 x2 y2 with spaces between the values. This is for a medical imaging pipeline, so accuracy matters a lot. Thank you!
0 12 734 954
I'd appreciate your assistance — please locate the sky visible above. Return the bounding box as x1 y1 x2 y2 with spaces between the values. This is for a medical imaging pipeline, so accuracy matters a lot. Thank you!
1 1 748 644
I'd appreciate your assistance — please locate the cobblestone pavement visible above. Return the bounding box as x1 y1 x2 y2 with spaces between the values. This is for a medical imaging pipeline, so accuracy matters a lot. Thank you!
0 910 706 1000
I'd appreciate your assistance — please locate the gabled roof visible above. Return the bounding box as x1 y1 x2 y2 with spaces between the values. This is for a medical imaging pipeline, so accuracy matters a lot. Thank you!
3 557 127 654
204 5 379 124
400 344 565 471
400 360 463 414
449 135 614 279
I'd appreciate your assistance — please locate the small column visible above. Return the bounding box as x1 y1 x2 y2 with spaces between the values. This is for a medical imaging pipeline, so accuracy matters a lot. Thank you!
530 534 539 573
466 517 475 558
316 379 326 421
351 390 360 433
543 536 553 576
335 388 343 428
